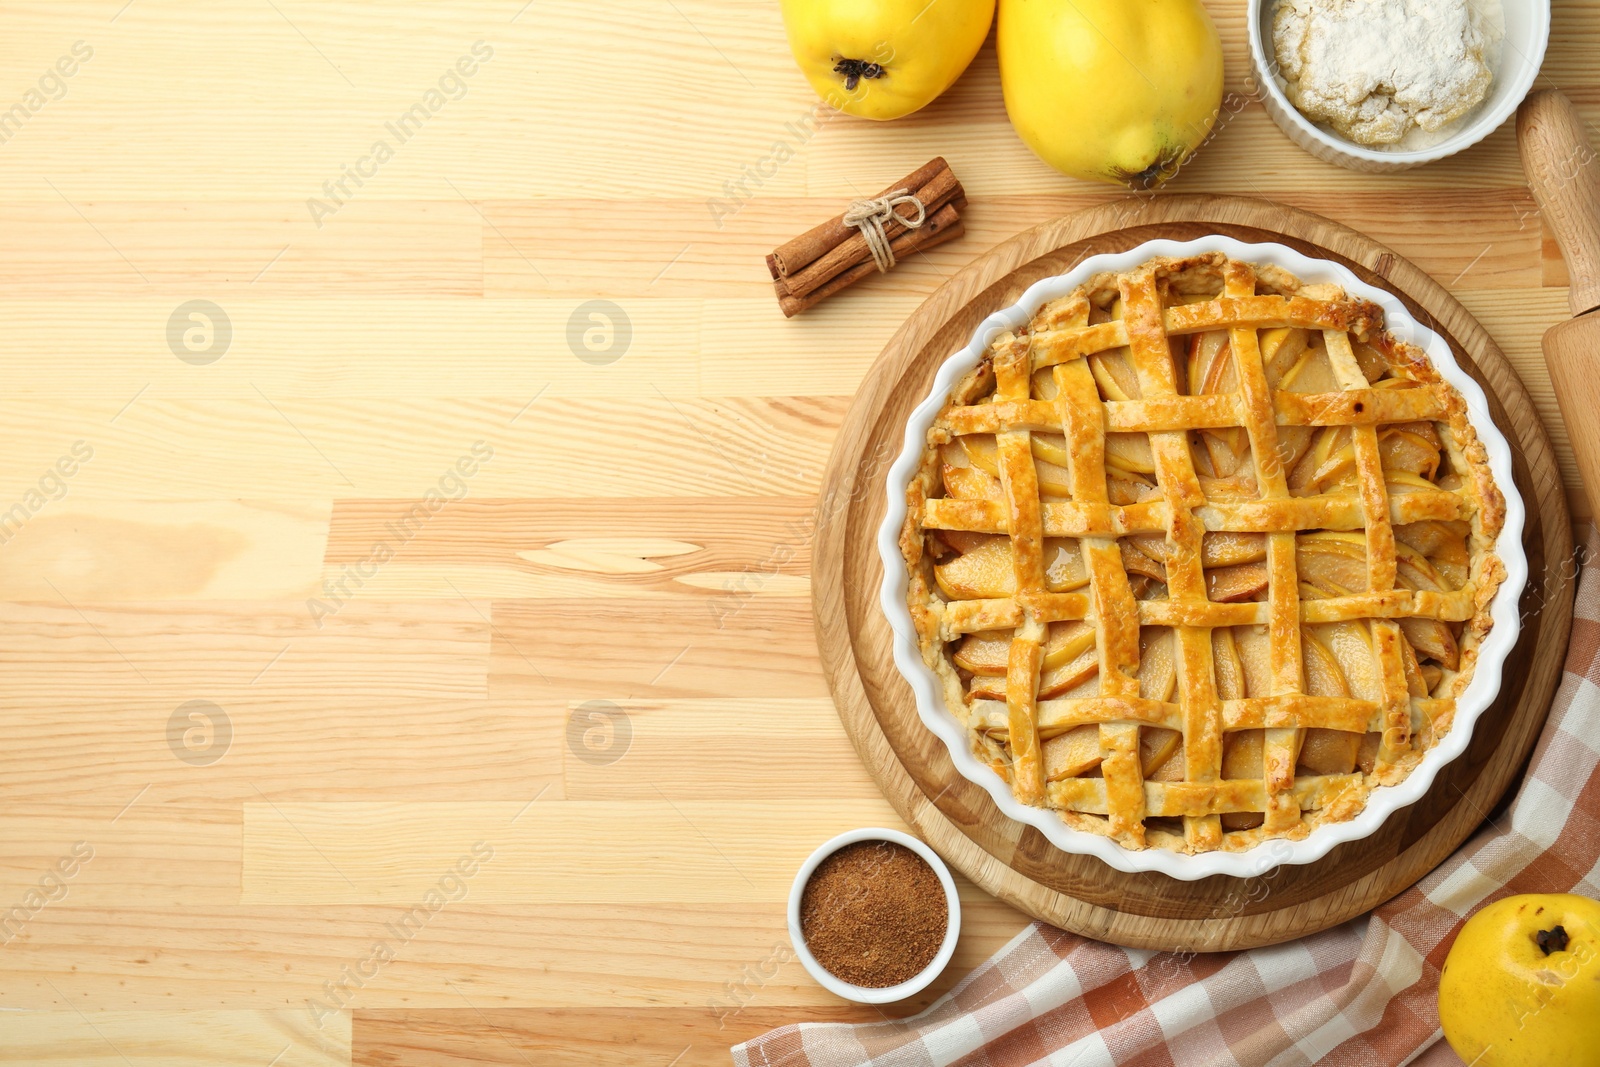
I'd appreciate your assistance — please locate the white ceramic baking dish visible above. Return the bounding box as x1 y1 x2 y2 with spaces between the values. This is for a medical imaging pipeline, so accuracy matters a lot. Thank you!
877 235 1528 881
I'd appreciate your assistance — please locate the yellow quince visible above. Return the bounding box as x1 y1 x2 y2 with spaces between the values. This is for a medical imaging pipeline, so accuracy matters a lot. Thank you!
1439 893 1600 1067
779 0 996 120
998 0 1224 188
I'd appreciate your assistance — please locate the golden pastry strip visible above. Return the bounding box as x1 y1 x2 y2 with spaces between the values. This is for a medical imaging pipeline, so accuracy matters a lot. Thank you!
941 387 1446 436
925 490 1466 537
993 337 1049 804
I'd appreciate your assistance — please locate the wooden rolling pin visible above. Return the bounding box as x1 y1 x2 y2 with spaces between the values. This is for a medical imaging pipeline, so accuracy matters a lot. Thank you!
1518 89 1600 515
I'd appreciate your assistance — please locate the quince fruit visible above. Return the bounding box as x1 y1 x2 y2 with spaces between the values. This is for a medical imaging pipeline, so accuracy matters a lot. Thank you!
1439 892 1600 1067
998 0 1224 188
779 0 995 120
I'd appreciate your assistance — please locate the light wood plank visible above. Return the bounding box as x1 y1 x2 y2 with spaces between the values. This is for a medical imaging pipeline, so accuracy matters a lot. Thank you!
0 696 560 806
241 800 903 903
0 808 237 908
322 497 812 600
0 695 875 807
0 500 330 602
0 900 1030 1008
561 699 882 800
0 202 482 296
490 597 828 701
0 1011 349 1067
0 397 845 500
354 1008 876 1067
0 600 488 701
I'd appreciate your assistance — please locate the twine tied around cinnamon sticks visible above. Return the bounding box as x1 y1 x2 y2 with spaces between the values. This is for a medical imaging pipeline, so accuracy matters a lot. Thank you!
766 157 966 317
843 191 927 272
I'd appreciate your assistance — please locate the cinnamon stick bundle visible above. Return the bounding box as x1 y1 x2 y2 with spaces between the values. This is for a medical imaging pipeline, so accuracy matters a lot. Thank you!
775 204 964 318
767 157 965 317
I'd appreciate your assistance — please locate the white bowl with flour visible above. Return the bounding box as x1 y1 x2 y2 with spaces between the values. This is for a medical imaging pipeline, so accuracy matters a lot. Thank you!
1248 0 1550 171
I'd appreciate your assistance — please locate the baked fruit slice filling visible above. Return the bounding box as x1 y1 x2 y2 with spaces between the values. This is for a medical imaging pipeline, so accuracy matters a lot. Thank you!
902 252 1505 854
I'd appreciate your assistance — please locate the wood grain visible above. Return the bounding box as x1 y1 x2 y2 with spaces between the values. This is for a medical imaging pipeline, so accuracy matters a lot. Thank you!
0 0 1592 1060
813 196 1574 951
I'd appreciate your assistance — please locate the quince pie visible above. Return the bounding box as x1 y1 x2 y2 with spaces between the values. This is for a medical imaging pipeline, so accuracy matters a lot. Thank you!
901 252 1506 854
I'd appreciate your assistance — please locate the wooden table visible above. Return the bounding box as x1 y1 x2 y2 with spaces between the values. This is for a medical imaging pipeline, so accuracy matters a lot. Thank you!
0 2 1589 1063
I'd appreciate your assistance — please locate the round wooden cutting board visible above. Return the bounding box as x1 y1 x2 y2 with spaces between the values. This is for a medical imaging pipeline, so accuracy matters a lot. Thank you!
812 195 1575 952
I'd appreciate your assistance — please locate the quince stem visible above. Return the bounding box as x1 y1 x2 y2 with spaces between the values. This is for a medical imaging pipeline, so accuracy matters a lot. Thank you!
833 58 886 92
1537 925 1570 955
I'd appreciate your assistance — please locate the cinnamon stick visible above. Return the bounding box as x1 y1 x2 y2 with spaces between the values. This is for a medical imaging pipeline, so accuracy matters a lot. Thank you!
781 165 966 300
766 156 953 281
775 201 964 318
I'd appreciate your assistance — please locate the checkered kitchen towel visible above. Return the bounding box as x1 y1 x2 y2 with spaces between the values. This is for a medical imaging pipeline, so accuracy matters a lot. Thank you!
736 532 1600 1067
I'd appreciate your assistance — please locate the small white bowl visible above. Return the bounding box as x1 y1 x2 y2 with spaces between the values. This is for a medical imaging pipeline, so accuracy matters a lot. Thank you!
878 234 1528 881
1247 0 1550 171
787 828 961 1004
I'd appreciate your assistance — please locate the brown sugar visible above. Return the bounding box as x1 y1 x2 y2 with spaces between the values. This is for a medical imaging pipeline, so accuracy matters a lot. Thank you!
798 840 949 988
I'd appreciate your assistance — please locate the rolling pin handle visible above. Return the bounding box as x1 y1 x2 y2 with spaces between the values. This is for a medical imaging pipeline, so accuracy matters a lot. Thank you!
1517 89 1600 318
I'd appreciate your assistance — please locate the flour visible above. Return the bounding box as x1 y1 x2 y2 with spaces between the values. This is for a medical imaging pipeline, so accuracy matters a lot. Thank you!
1273 0 1503 150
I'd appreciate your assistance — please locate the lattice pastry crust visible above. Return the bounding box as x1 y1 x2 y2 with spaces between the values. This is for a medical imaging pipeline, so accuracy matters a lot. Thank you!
901 252 1506 854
